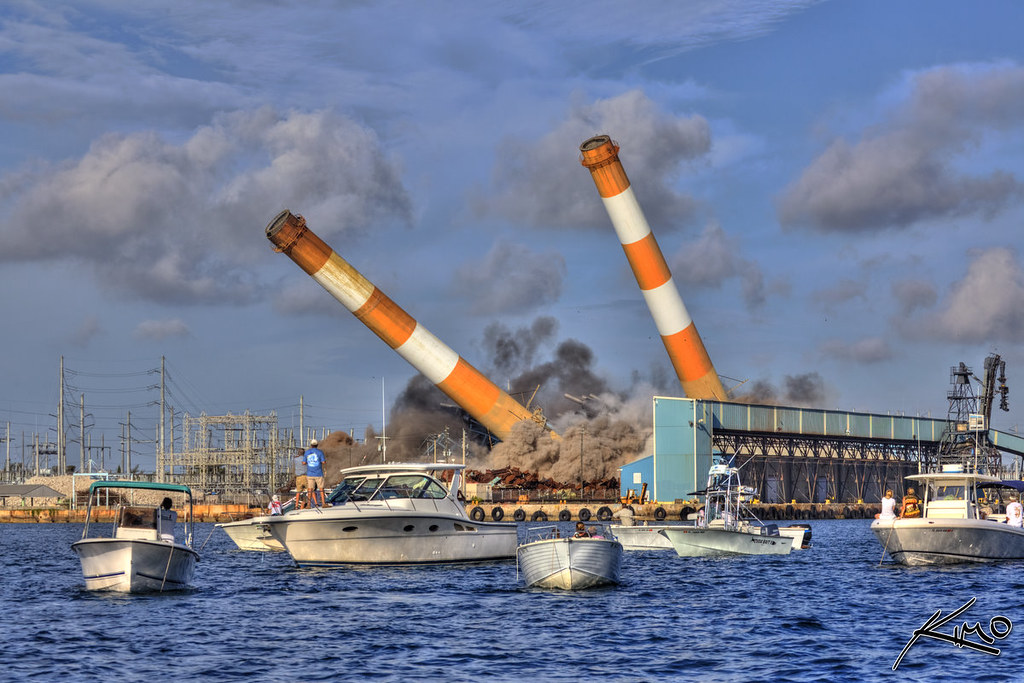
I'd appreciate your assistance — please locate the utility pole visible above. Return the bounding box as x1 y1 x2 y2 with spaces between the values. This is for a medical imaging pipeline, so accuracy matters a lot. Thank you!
159 356 165 482
58 355 65 474
80 394 85 474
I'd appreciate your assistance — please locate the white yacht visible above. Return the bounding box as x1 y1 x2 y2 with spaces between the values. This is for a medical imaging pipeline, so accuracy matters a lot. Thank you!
517 525 622 589
659 461 793 557
260 463 517 566
871 468 1024 565
72 480 199 592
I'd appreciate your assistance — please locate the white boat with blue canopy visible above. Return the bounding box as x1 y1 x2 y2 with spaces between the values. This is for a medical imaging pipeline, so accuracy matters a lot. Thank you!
260 463 517 567
871 467 1024 565
72 480 199 592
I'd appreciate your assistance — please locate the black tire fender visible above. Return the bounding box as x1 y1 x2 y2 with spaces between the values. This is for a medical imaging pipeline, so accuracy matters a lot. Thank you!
654 506 667 521
470 506 485 522
596 506 612 521
491 507 505 521
531 510 548 522
558 509 571 522
513 508 526 522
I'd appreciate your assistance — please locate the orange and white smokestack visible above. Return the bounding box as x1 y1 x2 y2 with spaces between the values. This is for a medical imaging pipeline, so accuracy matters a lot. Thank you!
580 135 727 401
266 210 552 439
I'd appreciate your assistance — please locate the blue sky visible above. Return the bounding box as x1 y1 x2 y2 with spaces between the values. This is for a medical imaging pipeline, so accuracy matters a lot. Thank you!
2 0 1023 472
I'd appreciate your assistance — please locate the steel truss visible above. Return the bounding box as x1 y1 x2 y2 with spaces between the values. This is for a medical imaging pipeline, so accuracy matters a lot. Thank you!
713 431 935 504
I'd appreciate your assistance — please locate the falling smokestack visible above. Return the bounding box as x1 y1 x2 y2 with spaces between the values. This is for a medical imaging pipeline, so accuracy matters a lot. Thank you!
580 135 727 401
266 210 555 440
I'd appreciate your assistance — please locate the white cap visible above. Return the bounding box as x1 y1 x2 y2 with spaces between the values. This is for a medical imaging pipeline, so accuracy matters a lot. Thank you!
310 439 318 446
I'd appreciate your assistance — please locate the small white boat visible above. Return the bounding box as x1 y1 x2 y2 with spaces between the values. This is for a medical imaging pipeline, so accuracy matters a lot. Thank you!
659 461 793 557
517 525 623 589
612 522 810 552
217 517 286 552
261 463 517 566
217 497 296 551
872 469 1024 565
72 480 199 592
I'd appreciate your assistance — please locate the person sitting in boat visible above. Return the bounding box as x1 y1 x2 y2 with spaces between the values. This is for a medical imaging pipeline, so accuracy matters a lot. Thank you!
587 525 602 538
876 489 897 520
268 494 283 516
612 503 635 526
158 497 177 542
573 521 591 538
696 506 706 526
1005 494 1023 528
899 488 921 519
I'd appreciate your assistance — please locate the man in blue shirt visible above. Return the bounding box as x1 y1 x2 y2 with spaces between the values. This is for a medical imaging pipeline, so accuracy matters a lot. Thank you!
304 439 327 507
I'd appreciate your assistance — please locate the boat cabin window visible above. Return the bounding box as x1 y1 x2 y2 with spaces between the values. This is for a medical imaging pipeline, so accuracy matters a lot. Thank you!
329 476 385 502
372 475 448 500
328 476 369 503
119 506 157 530
928 484 965 501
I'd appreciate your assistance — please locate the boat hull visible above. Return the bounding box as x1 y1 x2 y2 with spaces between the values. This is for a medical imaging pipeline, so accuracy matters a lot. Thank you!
263 509 517 566
72 538 199 592
660 526 792 557
517 538 623 589
610 524 675 550
217 517 285 552
613 523 809 551
871 517 1024 565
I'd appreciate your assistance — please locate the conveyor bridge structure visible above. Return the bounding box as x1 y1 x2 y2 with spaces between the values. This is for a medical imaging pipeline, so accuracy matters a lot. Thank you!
620 397 1024 505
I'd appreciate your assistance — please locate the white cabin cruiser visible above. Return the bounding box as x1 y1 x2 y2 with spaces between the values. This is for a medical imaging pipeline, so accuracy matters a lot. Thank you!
871 469 1024 565
72 480 199 592
261 463 517 566
659 461 793 557
517 525 622 589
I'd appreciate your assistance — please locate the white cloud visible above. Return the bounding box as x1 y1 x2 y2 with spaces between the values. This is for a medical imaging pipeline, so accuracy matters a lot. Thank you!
779 62 1024 232
931 247 1024 342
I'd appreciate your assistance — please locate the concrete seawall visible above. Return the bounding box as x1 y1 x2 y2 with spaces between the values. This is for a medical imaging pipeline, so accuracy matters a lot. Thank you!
0 501 881 523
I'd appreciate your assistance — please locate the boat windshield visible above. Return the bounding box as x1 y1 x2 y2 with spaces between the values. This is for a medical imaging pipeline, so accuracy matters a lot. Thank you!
370 475 449 500
328 475 383 503
928 484 966 501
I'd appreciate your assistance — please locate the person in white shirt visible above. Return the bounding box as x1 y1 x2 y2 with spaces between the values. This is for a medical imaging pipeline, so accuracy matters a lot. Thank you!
268 494 283 515
1005 494 1023 528
877 489 897 520
612 503 635 526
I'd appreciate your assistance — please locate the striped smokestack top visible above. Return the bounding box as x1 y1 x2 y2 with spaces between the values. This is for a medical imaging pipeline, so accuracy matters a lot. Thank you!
266 210 553 440
579 135 727 401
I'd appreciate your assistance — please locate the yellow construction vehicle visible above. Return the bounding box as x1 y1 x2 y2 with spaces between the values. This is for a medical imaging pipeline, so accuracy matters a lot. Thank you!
621 483 648 506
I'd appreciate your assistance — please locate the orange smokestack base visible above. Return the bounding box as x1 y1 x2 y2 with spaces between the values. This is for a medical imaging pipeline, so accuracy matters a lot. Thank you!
266 210 557 439
580 135 727 401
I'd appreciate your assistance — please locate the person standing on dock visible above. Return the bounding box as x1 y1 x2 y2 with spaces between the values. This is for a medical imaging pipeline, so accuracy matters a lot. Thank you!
304 439 327 508
294 448 309 509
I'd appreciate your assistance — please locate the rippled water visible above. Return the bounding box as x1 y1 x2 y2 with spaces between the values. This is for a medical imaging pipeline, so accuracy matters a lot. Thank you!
3 520 1024 682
